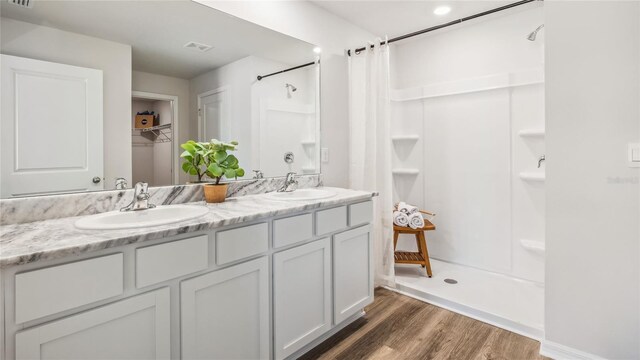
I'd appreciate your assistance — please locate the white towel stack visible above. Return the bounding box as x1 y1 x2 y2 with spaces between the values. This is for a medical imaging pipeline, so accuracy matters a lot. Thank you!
395 202 425 229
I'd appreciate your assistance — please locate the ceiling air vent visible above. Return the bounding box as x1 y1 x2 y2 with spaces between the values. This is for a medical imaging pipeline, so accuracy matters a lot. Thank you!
7 0 33 8
184 41 213 53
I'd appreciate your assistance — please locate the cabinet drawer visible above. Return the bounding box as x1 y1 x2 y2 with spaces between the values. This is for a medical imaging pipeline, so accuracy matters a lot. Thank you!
136 235 208 288
349 201 373 226
273 213 313 248
15 254 123 324
216 223 268 265
316 206 347 236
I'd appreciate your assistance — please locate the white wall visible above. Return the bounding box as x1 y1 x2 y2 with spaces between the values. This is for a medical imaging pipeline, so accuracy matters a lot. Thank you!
390 7 545 283
1 18 132 188
195 0 375 187
544 1 640 359
132 71 191 184
190 56 254 177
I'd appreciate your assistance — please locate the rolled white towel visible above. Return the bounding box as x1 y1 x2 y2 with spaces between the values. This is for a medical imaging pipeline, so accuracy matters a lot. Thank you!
408 212 425 229
393 211 409 227
398 201 419 215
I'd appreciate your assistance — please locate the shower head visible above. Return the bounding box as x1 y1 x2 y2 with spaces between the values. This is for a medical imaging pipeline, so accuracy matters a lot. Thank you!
285 83 297 92
527 24 545 41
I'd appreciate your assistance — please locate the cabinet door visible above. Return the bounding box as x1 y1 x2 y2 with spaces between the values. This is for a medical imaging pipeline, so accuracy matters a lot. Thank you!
273 238 331 360
181 257 269 360
15 288 170 360
333 225 373 324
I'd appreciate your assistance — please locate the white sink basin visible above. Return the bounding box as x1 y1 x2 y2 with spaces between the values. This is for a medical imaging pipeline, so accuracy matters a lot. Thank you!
75 205 209 230
265 188 336 201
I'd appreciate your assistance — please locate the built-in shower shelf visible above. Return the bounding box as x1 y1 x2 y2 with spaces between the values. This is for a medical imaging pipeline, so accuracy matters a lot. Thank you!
391 135 420 142
518 129 545 138
520 239 545 255
392 168 420 175
519 172 545 182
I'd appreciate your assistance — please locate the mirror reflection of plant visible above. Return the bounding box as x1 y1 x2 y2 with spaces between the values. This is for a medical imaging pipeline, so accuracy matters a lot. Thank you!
180 140 210 182
205 139 245 185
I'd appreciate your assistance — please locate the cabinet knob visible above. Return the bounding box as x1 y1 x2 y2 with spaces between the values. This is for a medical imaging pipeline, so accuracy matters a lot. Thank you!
92 176 102 184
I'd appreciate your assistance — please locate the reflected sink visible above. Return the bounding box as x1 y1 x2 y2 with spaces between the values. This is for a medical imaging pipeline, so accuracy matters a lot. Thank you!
265 188 336 201
75 205 209 230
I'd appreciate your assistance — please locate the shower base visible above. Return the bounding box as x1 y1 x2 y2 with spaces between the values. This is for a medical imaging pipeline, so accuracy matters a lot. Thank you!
392 259 544 340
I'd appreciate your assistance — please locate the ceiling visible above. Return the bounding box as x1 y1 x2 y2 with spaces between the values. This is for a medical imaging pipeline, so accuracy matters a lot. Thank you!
0 0 316 79
311 0 535 39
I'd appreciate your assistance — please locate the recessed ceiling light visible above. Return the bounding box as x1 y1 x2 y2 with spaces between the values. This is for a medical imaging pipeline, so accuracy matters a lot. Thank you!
184 41 213 53
313 47 322 54
433 6 451 16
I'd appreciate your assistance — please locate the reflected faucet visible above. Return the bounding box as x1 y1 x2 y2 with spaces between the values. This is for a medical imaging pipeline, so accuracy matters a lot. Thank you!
115 177 127 190
538 155 546 168
121 182 156 211
278 172 298 192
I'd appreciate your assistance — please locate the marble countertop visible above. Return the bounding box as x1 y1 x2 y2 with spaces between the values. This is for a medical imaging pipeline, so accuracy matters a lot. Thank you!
0 187 375 268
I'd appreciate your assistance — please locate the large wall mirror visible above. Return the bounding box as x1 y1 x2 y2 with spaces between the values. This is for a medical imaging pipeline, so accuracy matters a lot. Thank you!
0 0 320 198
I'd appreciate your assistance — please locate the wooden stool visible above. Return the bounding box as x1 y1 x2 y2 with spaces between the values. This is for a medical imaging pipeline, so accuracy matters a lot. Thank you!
393 217 436 277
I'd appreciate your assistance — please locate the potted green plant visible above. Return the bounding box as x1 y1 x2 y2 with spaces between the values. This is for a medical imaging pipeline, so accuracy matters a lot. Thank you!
202 139 245 203
179 140 210 183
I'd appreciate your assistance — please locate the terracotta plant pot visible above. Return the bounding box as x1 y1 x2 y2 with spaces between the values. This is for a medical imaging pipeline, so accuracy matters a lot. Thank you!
203 184 228 203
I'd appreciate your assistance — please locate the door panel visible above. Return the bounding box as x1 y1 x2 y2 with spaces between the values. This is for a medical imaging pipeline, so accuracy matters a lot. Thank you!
273 238 331 360
15 288 170 360
181 257 269 360
333 225 373 324
1 55 103 198
199 90 227 142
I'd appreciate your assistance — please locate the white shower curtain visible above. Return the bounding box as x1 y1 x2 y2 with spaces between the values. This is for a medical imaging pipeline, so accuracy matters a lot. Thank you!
348 40 395 288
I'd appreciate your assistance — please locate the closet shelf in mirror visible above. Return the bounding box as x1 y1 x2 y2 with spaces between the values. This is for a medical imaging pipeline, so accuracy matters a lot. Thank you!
518 129 545 138
133 123 172 143
519 172 545 182
392 168 420 175
391 135 419 142
301 140 316 146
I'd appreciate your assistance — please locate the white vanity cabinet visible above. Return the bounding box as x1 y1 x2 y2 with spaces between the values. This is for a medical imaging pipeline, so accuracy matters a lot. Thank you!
15 288 170 360
181 257 269 360
273 238 332 360
2 198 374 360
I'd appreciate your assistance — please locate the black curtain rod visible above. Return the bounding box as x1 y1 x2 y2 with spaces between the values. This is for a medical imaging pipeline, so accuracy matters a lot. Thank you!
348 0 540 56
257 61 317 81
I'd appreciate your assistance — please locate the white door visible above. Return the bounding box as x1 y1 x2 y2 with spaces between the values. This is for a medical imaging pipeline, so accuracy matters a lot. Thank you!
273 238 331 360
333 225 374 324
199 89 227 142
1 55 103 198
15 288 170 360
181 257 269 360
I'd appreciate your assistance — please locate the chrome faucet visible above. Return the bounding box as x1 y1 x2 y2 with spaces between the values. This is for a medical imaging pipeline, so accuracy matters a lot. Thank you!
252 170 264 179
121 182 156 211
278 172 298 192
538 155 546 168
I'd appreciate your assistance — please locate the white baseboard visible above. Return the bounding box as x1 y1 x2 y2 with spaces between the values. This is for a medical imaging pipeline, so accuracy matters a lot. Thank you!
540 340 606 360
